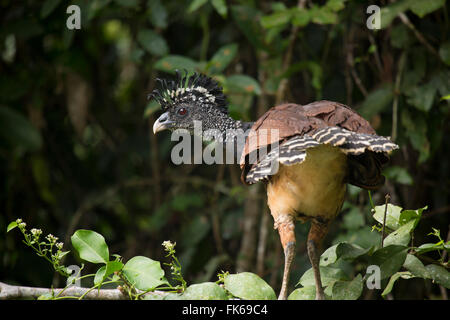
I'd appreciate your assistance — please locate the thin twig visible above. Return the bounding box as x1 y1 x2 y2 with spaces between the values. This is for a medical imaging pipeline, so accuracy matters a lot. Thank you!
398 13 443 62
256 205 270 275
367 33 384 79
381 194 391 248
439 227 450 300
391 53 406 142
275 0 307 104
346 28 368 97
210 165 225 254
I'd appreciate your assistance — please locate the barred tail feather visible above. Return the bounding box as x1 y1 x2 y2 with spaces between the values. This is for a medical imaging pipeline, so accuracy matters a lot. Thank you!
311 127 398 154
245 126 399 185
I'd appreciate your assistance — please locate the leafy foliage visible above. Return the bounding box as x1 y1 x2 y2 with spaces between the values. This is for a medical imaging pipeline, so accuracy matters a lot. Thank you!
289 203 449 300
1 0 449 300
7 200 449 299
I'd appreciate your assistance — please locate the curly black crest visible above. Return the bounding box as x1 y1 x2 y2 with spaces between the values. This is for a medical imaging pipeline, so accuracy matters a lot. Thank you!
148 71 228 114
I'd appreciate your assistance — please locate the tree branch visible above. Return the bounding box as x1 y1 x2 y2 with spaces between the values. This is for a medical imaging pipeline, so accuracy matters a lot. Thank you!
0 281 167 300
398 12 443 62
391 52 406 142
275 0 307 104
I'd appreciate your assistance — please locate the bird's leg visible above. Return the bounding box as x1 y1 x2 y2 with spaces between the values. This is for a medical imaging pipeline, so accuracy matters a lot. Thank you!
307 219 329 300
274 214 296 300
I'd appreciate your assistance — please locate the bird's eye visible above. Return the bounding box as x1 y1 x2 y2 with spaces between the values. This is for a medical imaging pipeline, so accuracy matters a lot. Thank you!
177 108 187 116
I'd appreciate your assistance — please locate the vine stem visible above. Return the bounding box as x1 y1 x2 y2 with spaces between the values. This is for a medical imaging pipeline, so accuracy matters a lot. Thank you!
381 194 391 248
0 281 167 300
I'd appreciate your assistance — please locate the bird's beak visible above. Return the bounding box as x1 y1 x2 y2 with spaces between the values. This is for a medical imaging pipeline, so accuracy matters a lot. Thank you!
153 111 173 134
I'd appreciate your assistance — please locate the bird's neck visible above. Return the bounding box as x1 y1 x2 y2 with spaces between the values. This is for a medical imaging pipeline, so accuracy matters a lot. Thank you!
200 112 253 143
196 112 253 163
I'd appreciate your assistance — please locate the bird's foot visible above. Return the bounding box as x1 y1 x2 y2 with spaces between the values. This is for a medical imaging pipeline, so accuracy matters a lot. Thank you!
315 287 325 300
278 291 288 300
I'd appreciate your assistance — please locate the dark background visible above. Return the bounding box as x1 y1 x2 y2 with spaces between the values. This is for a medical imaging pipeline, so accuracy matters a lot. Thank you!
0 0 448 299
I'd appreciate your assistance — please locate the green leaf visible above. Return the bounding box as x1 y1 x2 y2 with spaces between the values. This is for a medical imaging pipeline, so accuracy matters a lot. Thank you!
399 206 427 228
320 242 368 266
410 0 446 18
137 29 168 57
336 243 369 261
211 0 227 18
382 271 414 297
224 272 276 300
359 85 394 119
370 245 408 280
148 0 167 29
208 43 238 74
225 75 261 95
298 266 348 287
94 260 124 285
403 254 430 279
372 203 403 231
292 8 310 27
320 244 339 266
415 243 445 255
57 251 70 260
261 9 293 29
71 230 109 264
331 274 363 300
41 0 62 18
288 286 315 300
379 0 412 29
405 82 437 112
181 282 228 300
310 5 337 25
7 221 18 232
425 264 450 289
154 55 198 74
383 220 415 246
94 266 107 285
383 166 413 185
439 42 450 66
122 256 166 291
0 106 43 152
188 0 208 12
325 0 346 12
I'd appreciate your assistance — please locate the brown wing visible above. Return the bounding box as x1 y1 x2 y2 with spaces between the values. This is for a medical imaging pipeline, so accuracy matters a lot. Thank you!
240 100 397 188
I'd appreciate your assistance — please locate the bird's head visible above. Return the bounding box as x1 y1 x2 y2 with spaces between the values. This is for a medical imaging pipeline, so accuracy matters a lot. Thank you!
149 71 228 135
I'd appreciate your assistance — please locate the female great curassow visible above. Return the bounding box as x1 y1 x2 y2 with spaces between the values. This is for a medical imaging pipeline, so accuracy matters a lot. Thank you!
150 72 398 300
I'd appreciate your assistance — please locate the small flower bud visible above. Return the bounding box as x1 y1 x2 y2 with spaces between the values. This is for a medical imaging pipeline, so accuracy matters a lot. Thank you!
162 240 175 251
31 228 42 237
46 234 58 243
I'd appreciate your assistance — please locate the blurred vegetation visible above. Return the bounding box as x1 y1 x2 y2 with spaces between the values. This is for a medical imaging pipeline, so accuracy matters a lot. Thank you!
0 0 449 299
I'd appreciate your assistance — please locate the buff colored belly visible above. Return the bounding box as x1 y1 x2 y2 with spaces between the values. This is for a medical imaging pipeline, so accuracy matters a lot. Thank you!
267 144 348 222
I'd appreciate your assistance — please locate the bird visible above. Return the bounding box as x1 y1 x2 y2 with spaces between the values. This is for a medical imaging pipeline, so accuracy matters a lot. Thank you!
150 71 398 300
